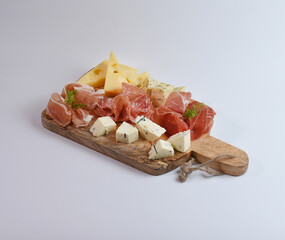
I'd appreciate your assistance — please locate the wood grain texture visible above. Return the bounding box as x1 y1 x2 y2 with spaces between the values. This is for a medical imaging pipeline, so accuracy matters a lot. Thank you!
41 110 248 176
191 135 249 176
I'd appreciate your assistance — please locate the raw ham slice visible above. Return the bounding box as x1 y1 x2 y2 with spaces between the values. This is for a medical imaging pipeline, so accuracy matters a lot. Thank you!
162 114 189 136
164 91 192 114
113 94 132 122
122 83 147 101
94 83 153 123
72 109 93 127
122 83 153 120
130 94 153 119
147 107 189 136
147 98 215 139
93 97 114 117
184 100 216 140
47 82 152 127
62 83 103 109
46 93 72 127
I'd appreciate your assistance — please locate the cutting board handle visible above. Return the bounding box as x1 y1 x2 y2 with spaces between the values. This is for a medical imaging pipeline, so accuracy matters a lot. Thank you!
190 135 249 176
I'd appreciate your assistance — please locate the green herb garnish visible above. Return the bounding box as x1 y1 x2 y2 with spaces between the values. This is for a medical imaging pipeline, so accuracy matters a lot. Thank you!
183 102 204 119
65 90 86 109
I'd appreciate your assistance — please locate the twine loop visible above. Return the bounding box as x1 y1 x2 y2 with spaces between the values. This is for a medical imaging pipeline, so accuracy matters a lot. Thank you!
178 154 234 182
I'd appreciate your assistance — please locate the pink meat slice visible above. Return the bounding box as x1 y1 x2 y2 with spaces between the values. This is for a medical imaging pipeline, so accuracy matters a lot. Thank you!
93 97 115 118
164 91 192 114
94 83 153 123
122 83 147 101
62 83 103 109
113 94 132 122
146 106 189 136
130 94 153 120
122 83 153 121
71 109 93 127
46 92 72 127
184 100 216 140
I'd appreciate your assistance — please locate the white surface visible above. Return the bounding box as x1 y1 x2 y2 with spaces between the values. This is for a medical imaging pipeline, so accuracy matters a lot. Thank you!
0 0 285 239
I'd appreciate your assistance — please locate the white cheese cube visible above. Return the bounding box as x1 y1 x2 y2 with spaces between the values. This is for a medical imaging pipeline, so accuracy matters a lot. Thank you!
89 116 116 137
167 130 191 152
135 116 166 141
116 122 139 144
150 83 174 107
148 140 174 160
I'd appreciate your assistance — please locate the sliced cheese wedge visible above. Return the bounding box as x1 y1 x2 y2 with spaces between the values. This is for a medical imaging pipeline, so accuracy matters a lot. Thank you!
77 60 108 88
77 51 149 88
104 51 125 97
117 64 138 84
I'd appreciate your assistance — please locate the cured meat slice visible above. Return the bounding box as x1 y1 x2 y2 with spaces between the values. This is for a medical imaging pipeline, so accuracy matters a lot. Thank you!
94 83 153 123
162 114 189 136
122 83 147 101
130 94 153 120
164 91 192 114
147 107 189 136
113 94 132 122
71 109 93 127
93 97 114 118
51 82 152 125
46 93 72 127
184 100 216 140
122 83 153 121
62 83 103 109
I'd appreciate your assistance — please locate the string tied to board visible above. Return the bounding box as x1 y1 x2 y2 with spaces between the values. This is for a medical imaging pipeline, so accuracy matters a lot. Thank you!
178 154 234 182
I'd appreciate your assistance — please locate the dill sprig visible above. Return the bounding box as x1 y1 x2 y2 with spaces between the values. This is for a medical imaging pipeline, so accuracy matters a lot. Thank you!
183 102 204 119
65 90 86 109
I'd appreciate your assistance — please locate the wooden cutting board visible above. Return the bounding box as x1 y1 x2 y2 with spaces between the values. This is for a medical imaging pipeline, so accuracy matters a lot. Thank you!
41 110 249 176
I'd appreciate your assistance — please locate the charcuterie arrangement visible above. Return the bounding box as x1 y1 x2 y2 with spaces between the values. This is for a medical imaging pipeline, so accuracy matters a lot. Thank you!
42 51 248 176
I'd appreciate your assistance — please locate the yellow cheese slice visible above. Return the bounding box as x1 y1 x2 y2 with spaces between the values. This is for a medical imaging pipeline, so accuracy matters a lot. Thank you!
77 60 108 88
104 51 125 97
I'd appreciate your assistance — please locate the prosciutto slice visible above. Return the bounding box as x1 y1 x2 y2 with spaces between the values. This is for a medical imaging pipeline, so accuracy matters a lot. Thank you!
184 100 216 140
93 97 114 117
147 95 215 140
164 92 192 114
72 109 93 127
145 91 191 136
113 94 132 122
46 93 72 127
62 83 103 109
93 83 153 123
122 83 147 101
47 88 94 127
146 107 189 136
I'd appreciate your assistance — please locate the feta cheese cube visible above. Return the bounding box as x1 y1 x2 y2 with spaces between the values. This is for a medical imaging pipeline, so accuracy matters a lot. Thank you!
116 122 139 144
148 140 174 160
135 116 166 141
167 130 191 152
90 116 116 137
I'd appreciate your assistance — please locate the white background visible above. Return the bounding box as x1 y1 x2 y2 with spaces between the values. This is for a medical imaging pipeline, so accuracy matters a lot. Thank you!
1 0 285 239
